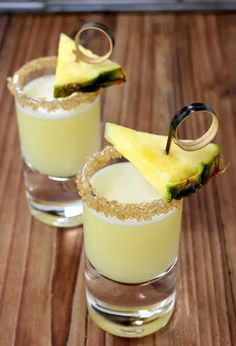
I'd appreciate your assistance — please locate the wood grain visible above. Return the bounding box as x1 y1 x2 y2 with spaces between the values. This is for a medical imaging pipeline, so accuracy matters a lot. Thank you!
0 12 235 346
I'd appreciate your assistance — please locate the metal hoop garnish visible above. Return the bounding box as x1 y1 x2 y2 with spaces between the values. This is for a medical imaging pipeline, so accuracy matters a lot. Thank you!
165 103 219 154
73 22 115 64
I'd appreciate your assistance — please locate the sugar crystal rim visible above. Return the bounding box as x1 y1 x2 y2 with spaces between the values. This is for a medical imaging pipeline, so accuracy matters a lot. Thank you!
76 146 181 221
7 56 100 111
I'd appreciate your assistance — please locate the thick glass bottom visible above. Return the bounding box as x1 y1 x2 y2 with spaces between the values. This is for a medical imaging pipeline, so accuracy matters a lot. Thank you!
85 258 177 337
24 162 83 227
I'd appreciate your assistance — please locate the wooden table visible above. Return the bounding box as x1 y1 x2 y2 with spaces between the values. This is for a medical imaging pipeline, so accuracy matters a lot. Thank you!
0 12 235 346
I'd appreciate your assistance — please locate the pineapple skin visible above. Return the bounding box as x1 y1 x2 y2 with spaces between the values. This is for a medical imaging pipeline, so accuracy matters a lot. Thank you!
54 68 125 98
167 151 220 200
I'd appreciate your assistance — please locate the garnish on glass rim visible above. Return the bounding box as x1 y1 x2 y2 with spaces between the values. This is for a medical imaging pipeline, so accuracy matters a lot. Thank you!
105 103 222 201
54 22 126 98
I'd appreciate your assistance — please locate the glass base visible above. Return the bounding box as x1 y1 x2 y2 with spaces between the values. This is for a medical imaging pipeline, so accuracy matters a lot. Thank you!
85 258 177 338
24 162 83 228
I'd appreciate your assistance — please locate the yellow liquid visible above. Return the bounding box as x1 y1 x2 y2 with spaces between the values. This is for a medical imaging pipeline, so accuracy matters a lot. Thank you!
83 162 182 284
16 75 100 177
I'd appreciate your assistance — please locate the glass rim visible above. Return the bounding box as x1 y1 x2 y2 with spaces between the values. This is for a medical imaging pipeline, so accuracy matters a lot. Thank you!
76 146 181 221
7 56 100 112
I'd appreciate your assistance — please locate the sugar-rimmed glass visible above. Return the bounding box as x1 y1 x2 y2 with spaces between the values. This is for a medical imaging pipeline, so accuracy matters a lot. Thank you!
77 146 183 338
8 57 101 227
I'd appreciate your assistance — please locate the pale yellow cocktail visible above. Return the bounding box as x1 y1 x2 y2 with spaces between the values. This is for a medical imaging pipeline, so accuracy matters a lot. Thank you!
84 161 182 284
77 146 182 337
8 56 101 227
17 75 100 177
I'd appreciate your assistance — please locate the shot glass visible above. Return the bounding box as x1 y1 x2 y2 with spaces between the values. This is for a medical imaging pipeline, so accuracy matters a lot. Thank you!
8 57 100 227
77 146 183 337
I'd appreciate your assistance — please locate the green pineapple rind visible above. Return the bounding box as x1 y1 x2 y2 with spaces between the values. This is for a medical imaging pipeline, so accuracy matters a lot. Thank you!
54 67 126 98
167 147 220 200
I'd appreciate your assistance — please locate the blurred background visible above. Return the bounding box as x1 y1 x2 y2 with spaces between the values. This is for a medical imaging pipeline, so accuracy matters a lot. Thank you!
1 0 236 12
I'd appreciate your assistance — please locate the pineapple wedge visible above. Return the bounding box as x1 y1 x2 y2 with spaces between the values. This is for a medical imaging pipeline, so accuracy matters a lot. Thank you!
54 33 126 98
105 123 220 201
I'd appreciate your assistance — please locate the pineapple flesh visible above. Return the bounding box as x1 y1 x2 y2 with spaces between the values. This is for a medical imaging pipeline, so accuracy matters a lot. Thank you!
105 123 220 201
54 34 126 98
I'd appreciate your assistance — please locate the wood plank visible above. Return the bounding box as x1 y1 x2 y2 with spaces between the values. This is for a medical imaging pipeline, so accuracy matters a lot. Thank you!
51 229 83 346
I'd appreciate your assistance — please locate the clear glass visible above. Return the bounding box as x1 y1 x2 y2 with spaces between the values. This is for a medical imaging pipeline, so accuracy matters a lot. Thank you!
8 57 101 227
77 146 183 337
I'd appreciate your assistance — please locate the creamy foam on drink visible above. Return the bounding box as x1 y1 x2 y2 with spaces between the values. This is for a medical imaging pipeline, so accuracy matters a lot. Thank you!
91 161 161 204
24 75 55 100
